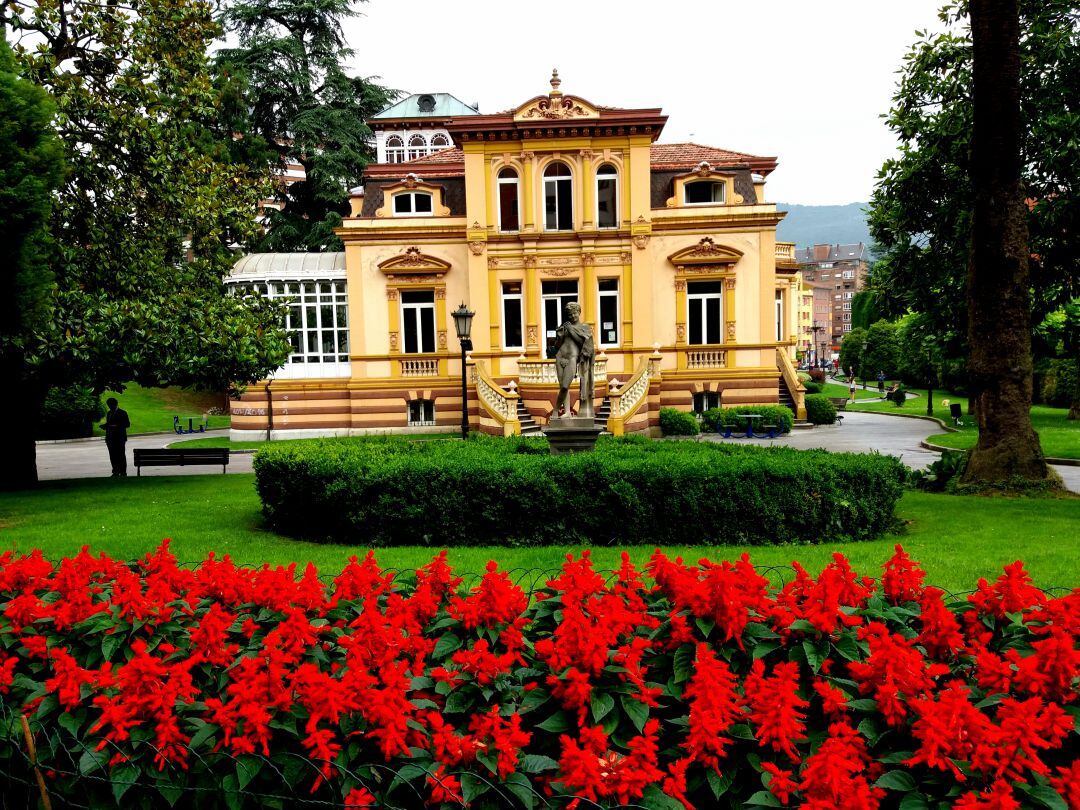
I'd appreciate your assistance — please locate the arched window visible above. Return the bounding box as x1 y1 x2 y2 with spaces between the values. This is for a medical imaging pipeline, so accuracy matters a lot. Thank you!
497 167 520 233
595 163 618 228
684 180 725 205
385 135 404 164
543 162 573 231
407 134 427 161
430 133 450 150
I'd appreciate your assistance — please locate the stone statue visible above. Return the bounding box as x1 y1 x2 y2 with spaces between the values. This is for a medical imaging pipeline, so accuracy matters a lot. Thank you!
553 301 595 419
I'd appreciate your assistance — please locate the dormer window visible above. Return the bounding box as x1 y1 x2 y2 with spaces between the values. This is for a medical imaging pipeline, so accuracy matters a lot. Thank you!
430 133 450 149
393 192 433 216
407 134 427 160
385 136 405 164
595 164 618 228
684 180 725 205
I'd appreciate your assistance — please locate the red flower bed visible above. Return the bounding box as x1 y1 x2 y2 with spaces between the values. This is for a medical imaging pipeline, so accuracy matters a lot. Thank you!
0 543 1077 809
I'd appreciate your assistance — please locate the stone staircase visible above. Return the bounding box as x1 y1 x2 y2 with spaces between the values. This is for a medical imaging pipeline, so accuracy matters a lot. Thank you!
594 397 611 430
516 400 543 435
779 375 813 429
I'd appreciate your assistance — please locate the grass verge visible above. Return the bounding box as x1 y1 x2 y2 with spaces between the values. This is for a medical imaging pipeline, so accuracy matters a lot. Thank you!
926 405 1079 460
96 384 230 436
171 432 455 450
1 474 1077 591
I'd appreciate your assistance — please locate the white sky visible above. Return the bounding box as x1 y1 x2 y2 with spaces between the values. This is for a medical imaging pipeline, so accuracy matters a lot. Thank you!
343 0 951 205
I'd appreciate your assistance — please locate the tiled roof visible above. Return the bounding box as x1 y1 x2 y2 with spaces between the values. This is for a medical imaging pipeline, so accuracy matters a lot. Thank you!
649 142 771 169
398 147 464 165
795 243 869 264
373 93 479 120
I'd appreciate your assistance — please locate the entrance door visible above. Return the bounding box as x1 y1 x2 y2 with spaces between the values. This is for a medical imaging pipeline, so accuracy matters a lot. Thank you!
541 280 579 358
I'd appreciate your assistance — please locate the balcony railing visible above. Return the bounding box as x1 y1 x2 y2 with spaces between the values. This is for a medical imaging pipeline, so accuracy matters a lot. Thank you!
684 349 727 369
516 356 607 385
399 357 440 377
775 242 797 262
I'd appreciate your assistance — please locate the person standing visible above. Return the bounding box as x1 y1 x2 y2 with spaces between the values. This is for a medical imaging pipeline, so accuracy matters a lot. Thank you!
848 372 858 404
101 397 130 477
877 370 886 394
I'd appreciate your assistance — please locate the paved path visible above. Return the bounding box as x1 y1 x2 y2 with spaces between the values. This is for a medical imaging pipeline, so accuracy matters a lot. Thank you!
36 430 252 480
36 416 1078 492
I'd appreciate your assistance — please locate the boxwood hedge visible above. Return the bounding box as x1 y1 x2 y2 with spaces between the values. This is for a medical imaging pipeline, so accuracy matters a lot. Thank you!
254 436 905 547
701 404 794 434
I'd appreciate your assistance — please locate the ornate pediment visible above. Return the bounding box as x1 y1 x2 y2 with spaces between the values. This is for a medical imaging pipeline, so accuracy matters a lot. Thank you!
378 247 451 277
513 70 600 121
668 238 744 268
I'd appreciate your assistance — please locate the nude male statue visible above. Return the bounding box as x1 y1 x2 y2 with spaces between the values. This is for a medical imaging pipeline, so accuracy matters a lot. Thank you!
553 301 595 419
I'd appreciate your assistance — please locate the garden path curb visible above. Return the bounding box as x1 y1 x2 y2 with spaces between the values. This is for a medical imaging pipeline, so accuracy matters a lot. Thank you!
919 439 1079 467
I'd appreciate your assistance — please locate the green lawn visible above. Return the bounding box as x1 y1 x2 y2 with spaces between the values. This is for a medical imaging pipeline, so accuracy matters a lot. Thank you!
1 474 1077 592
172 432 455 450
818 382 881 402
95 384 230 436
927 405 1079 460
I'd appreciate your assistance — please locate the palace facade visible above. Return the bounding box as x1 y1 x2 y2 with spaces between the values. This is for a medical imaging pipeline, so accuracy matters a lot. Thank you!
228 73 806 438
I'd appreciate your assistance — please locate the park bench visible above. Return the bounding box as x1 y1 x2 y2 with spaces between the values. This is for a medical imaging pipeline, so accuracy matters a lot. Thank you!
133 448 230 476
828 397 849 410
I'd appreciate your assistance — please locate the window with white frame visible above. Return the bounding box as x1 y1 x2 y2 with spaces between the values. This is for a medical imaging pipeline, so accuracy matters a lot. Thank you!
501 281 523 349
820 262 834 268
595 164 618 228
843 302 852 311
842 269 855 279
393 192 433 216
775 289 784 342
843 312 851 321
407 134 427 160
688 281 723 344
683 180 724 205
385 136 405 164
401 290 436 353
543 162 573 231
230 279 349 366
598 279 619 346
430 133 450 150
693 391 720 413
408 399 435 426
497 168 520 233
843 323 852 332
845 291 854 299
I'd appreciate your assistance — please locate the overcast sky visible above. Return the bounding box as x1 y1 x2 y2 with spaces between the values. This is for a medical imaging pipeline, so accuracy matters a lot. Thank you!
343 0 952 205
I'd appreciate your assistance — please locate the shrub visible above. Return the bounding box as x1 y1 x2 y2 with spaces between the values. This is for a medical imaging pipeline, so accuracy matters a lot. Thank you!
0 543 1076 809
804 393 838 425
253 435 904 547
1042 358 1079 408
700 404 794 434
910 450 967 492
37 384 105 439
802 379 823 395
808 368 826 383
659 407 699 436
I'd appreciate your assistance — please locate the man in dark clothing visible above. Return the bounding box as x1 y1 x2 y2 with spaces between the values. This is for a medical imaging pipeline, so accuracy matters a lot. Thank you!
101 397 130 477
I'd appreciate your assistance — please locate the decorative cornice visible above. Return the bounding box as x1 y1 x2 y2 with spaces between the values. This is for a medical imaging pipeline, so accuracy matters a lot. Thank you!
668 237 744 267
378 247 452 277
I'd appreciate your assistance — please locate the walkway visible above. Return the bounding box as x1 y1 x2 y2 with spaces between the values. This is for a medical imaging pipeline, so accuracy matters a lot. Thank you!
36 417 1079 492
36 431 252 481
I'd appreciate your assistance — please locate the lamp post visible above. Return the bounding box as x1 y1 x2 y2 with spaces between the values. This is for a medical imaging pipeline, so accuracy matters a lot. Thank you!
452 302 475 439
810 323 824 368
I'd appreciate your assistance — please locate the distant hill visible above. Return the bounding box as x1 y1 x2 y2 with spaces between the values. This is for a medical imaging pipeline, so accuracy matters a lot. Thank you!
775 202 871 250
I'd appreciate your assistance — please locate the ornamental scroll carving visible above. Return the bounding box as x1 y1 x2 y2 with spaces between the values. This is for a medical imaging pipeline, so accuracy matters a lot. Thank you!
527 325 538 345
438 331 447 349
726 322 736 340
676 323 686 342
632 234 650 249
469 241 485 256
674 279 687 292
389 332 399 351
386 289 399 301
520 97 592 120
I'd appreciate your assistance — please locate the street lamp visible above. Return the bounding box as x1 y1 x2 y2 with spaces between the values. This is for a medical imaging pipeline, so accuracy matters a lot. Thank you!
810 323 824 368
452 302 475 439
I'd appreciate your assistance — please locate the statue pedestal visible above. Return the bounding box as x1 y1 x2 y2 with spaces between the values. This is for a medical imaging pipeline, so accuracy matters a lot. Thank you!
543 416 603 455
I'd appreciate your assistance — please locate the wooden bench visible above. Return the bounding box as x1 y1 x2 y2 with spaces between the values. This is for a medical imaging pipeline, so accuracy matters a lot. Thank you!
828 396 849 411
133 448 230 476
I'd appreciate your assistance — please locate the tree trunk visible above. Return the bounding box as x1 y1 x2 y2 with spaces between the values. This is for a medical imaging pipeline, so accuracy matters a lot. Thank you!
1070 355 1080 420
927 386 934 417
961 0 1055 485
0 374 43 490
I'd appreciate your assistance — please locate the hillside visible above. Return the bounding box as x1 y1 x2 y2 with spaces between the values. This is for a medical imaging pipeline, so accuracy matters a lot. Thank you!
775 202 871 249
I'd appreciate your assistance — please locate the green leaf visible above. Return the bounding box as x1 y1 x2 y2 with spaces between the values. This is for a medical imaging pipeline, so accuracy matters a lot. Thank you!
235 754 263 790
802 638 828 673
640 784 686 810
695 617 715 639
187 720 216 752
79 748 108 776
847 698 879 712
536 711 571 733
898 793 929 810
444 688 473 714
673 644 694 683
833 633 861 661
752 640 781 660
729 723 756 741
58 712 81 736
591 691 616 722
746 789 783 806
101 632 124 662
476 750 498 776
1016 783 1068 810
520 754 559 774
707 768 734 799
876 749 915 764
620 695 649 733
875 770 917 791
111 763 139 803
432 634 462 660
221 773 243 810
460 773 490 804
518 688 549 714
504 772 536 810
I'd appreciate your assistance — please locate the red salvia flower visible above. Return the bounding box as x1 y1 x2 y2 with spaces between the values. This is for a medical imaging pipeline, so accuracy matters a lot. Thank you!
953 779 1022 810
682 643 744 771
762 761 799 805
881 544 926 604
745 659 808 761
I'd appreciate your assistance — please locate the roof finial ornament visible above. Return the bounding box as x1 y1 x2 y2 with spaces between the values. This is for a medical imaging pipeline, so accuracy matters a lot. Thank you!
549 68 562 97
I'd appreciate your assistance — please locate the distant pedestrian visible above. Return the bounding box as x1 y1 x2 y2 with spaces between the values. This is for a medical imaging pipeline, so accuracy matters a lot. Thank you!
848 374 857 403
877 370 886 394
100 397 130 477
833 358 839 374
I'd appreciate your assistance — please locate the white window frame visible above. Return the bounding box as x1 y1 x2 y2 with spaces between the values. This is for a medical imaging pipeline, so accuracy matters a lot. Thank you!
407 399 436 426
400 291 437 354
595 164 619 229
385 136 405 164
501 282 524 350
407 134 428 160
543 163 574 232
392 192 434 217
430 133 450 150
497 169 521 233
597 278 620 348
687 283 724 345
775 289 784 342
229 279 350 379
541 281 578 357
842 269 855 279
683 180 725 206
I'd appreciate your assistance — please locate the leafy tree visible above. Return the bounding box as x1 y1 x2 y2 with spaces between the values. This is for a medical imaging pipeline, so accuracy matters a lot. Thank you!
2 0 291 488
860 320 901 382
0 38 66 487
867 0 1080 419
217 0 397 251
838 327 867 379
898 315 944 416
961 0 1053 486
850 290 882 331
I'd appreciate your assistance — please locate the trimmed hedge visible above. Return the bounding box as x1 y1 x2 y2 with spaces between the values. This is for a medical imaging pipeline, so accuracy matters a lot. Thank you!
658 407 699 436
802 379 823 395
804 393 838 425
700 404 794 434
254 435 905 547
37 384 105 439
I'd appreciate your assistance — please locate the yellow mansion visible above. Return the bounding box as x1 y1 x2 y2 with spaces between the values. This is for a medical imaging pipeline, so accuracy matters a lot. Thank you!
228 73 806 438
